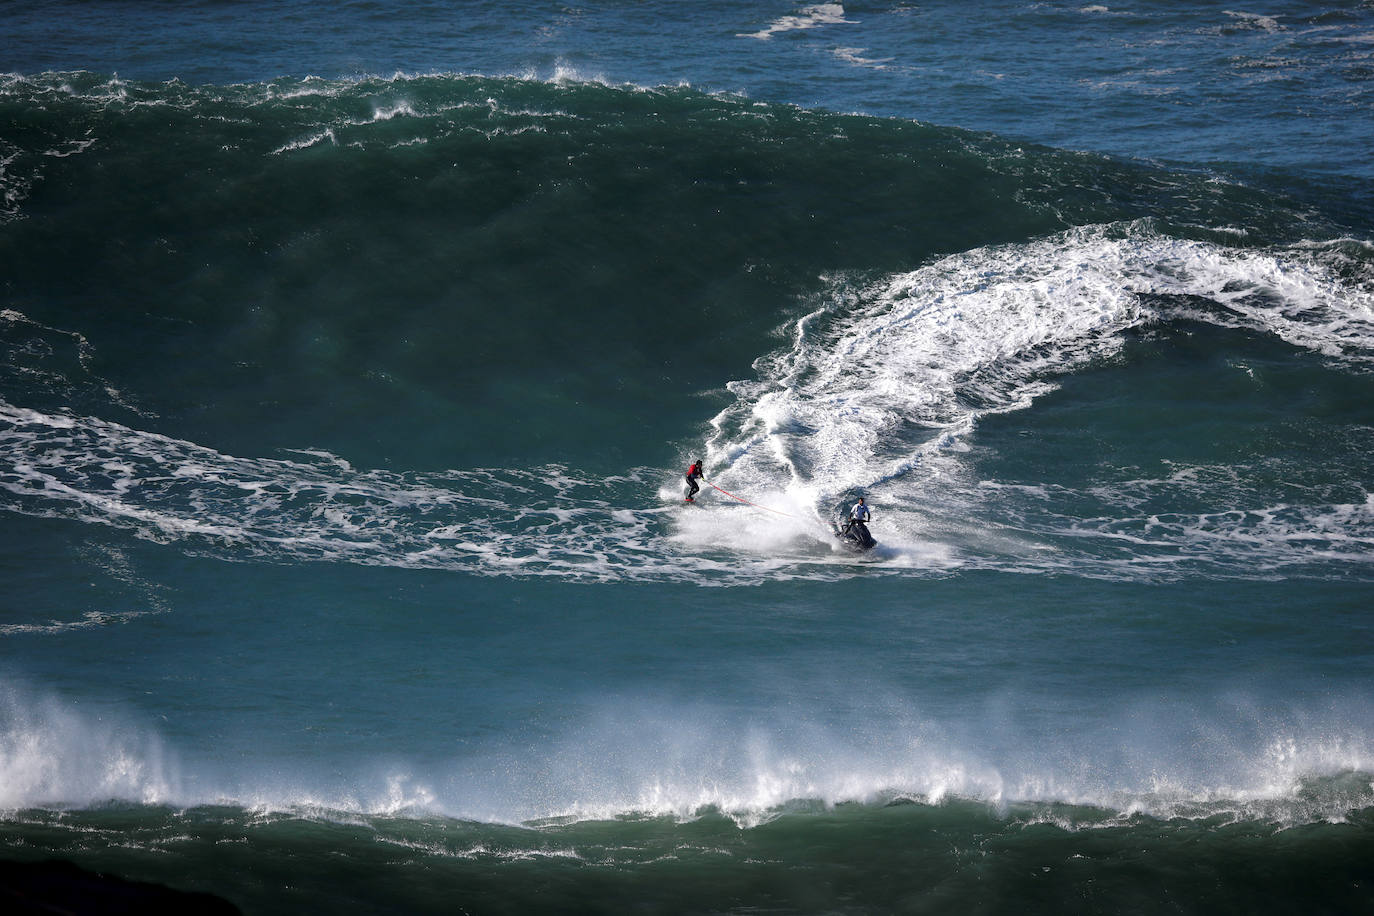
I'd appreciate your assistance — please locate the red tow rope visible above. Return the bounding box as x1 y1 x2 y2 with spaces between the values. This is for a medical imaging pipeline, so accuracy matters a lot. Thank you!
704 480 803 520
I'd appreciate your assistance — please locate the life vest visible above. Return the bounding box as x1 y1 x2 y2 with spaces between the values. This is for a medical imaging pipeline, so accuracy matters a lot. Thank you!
686 462 700 477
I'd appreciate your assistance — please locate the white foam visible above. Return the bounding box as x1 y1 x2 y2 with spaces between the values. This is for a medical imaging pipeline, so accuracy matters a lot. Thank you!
270 127 337 155
371 100 417 121
694 221 1374 579
3 678 1370 828
0 682 181 809
832 47 894 70
1222 10 1284 33
739 3 855 40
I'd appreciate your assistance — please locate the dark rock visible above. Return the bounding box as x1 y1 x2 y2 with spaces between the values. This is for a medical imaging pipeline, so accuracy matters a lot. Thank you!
0 858 241 915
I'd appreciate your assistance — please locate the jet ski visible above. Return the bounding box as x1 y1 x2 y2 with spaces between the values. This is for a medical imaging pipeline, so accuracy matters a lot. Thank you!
835 518 876 551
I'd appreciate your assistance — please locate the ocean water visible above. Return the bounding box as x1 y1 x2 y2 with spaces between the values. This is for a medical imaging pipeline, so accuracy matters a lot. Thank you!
2 2 1374 913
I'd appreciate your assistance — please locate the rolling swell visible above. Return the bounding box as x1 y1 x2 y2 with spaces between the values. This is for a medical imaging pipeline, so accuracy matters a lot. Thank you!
5 226 1370 583
3 72 1371 586
3 670 1372 908
3 797 1373 915
0 71 1345 474
2 667 1373 910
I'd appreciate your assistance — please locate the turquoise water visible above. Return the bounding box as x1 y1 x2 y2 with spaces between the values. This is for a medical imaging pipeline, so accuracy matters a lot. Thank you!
3 3 1374 913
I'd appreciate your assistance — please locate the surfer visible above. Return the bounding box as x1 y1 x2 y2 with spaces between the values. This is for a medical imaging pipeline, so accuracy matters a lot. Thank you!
684 458 704 502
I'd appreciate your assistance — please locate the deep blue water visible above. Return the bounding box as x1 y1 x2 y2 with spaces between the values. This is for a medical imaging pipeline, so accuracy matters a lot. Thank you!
3 2 1374 913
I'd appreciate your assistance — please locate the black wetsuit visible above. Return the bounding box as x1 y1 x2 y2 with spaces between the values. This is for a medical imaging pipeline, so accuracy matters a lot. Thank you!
685 462 703 500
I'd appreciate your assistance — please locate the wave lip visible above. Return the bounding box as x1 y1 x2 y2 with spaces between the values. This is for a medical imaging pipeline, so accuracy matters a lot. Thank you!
3 682 1372 832
0 685 181 810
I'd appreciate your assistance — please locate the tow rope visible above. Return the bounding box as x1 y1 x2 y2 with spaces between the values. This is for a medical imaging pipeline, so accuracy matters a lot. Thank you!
704 480 803 520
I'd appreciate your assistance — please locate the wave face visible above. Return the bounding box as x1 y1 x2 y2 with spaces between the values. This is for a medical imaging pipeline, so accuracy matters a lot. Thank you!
2 29 1374 916
2 75 1372 586
4 71 1128 471
4 219 1372 584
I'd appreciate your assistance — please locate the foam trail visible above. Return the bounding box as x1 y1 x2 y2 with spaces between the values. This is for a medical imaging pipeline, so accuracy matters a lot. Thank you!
700 222 1374 565
740 3 855 40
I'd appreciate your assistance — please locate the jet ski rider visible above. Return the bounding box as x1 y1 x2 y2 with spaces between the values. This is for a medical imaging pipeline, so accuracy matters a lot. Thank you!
844 497 871 536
